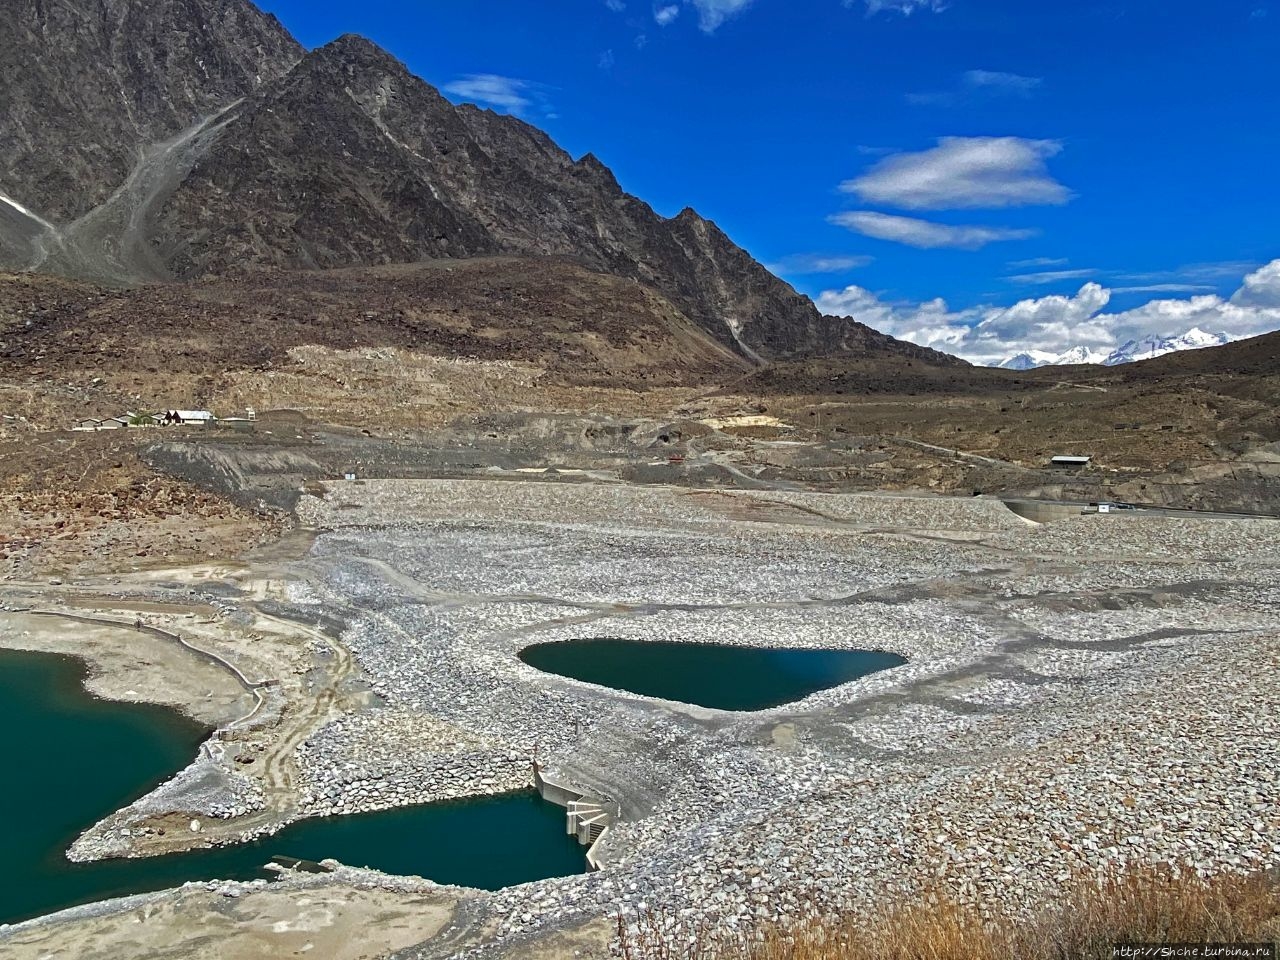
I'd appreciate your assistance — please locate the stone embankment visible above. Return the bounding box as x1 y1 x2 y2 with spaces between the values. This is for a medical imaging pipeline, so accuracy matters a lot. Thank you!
17 479 1276 959
283 481 1280 955
297 711 532 816
68 756 269 861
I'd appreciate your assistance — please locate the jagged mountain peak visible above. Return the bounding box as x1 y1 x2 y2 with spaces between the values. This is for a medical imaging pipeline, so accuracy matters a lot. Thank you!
995 329 1234 370
2 0 957 366
1103 329 1231 365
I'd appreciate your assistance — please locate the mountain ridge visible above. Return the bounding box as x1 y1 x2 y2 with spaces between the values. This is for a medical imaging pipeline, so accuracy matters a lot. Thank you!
0 0 303 221
995 328 1232 370
0 7 961 367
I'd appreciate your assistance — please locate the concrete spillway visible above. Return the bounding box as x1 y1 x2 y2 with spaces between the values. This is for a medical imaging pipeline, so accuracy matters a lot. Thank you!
534 764 617 871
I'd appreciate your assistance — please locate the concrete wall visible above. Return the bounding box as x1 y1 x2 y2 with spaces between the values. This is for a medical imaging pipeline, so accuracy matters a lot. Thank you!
1001 499 1086 524
533 766 588 808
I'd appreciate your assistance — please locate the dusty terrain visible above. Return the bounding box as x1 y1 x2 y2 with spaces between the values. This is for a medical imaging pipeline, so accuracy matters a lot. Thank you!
0 876 461 960
4 260 1278 522
0 430 280 579
0 610 249 726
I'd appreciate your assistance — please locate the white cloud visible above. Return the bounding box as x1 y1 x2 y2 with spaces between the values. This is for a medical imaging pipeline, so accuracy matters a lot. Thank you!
654 3 681 24
605 0 626 11
843 137 1071 210
908 70 1041 106
769 253 874 275
1112 284 1217 294
1231 259 1280 306
687 0 753 31
1006 268 1096 285
442 74 533 114
815 259 1280 365
963 70 1042 95
1116 261 1259 285
831 211 1036 250
862 0 948 14
1009 256 1069 268
599 49 616 69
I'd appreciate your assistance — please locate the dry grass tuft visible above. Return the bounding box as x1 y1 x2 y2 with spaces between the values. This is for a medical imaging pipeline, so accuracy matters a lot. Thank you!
617 868 1280 960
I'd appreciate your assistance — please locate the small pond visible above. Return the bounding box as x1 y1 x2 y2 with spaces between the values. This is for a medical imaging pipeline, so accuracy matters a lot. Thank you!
519 638 906 711
0 649 584 926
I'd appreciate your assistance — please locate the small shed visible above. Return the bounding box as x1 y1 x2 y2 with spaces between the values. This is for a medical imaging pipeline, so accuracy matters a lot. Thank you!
74 418 102 431
1050 455 1092 470
98 417 128 430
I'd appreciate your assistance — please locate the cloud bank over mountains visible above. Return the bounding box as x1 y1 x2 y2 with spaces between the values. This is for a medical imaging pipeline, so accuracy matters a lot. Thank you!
816 260 1280 366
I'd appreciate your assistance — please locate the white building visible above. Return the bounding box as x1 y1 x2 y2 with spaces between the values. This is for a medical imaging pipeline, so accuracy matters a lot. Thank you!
164 410 216 426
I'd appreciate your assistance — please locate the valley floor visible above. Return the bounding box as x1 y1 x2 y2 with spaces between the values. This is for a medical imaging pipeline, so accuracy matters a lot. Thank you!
1 480 1278 959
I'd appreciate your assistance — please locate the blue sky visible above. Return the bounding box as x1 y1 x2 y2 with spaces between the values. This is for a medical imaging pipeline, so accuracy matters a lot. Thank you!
256 0 1280 363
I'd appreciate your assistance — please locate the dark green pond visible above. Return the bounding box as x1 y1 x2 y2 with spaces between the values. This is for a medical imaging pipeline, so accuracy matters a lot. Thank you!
0 649 584 927
519 638 906 711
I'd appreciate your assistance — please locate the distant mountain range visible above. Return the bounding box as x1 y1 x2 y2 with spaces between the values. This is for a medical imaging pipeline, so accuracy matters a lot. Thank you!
996 328 1232 370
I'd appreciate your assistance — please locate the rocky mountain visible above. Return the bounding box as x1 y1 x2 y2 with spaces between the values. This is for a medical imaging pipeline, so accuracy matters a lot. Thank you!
997 351 1058 370
995 346 1106 369
0 2 957 366
1054 345 1111 366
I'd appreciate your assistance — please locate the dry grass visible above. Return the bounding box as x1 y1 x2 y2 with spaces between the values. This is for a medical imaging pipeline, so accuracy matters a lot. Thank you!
617 868 1280 960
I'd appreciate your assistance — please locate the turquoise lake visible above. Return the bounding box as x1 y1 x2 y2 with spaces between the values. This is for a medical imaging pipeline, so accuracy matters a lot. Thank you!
0 649 584 927
518 638 906 711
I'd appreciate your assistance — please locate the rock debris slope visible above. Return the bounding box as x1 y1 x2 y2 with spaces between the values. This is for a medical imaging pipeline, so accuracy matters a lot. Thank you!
0 0 302 222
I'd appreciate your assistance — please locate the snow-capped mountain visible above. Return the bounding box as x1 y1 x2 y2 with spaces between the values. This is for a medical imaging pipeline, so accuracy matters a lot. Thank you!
1101 328 1231 365
995 346 1108 369
997 351 1057 370
1053 345 1111 366
994 328 1231 369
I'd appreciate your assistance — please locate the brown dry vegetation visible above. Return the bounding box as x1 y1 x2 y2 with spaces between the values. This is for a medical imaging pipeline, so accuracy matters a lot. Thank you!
0 261 751 436
3 262 1280 525
618 868 1280 960
0 431 277 578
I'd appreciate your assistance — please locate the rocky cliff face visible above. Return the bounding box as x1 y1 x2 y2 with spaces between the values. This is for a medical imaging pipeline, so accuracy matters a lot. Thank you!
153 36 857 359
1 6 962 365
0 0 302 221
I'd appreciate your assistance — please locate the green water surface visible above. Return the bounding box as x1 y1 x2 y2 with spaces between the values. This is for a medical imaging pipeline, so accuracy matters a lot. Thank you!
0 649 584 927
519 638 906 711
